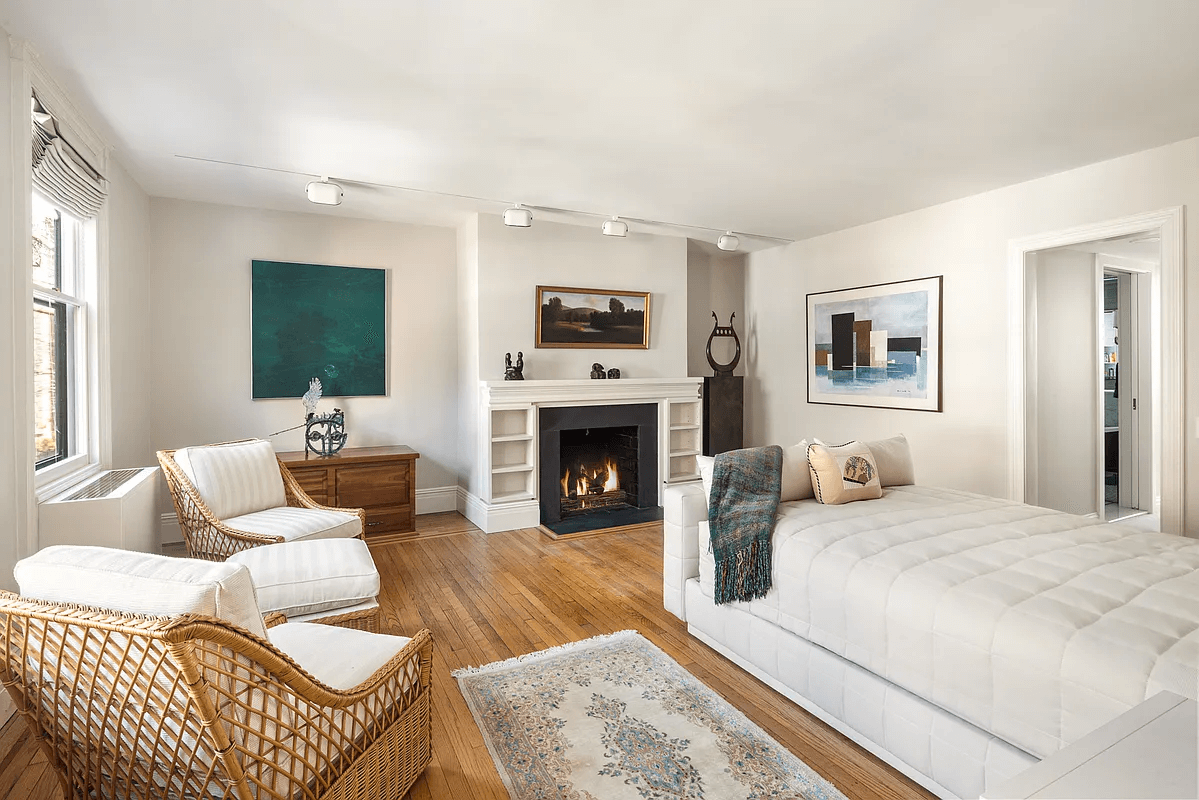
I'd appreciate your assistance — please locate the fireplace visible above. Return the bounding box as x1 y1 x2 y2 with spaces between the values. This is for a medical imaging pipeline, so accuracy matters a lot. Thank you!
539 404 658 531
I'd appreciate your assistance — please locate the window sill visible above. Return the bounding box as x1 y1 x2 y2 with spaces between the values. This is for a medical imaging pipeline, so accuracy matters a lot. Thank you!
35 456 101 502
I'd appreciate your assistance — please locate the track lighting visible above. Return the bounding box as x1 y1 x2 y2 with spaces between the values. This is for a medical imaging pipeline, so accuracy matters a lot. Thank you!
503 203 533 227
601 216 628 237
305 177 343 206
717 231 740 251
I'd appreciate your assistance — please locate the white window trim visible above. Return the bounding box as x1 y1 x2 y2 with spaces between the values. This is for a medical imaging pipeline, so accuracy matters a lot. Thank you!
10 41 112 533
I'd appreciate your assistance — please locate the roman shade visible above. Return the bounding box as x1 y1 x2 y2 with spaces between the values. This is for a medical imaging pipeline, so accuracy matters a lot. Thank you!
31 92 107 219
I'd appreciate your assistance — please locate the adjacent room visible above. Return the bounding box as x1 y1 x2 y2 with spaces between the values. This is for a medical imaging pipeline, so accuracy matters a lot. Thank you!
0 2 1197 799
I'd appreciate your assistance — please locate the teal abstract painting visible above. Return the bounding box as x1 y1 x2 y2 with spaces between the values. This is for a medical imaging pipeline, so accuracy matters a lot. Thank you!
251 260 386 398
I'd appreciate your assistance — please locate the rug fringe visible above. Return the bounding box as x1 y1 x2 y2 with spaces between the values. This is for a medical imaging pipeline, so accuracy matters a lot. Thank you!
450 629 641 678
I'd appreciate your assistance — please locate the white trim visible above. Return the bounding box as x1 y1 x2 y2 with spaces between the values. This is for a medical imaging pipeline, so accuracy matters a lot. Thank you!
457 486 540 533
16 40 108 172
1007 207 1185 534
414 485 458 515
481 377 703 407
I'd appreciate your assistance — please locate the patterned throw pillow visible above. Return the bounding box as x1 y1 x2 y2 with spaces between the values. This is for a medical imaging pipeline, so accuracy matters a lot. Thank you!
807 441 883 505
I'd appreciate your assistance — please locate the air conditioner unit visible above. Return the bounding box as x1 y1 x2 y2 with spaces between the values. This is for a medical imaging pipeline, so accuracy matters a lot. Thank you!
39 467 160 553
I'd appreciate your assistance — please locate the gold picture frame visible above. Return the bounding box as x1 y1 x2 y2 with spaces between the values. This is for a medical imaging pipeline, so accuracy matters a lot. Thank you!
535 285 651 349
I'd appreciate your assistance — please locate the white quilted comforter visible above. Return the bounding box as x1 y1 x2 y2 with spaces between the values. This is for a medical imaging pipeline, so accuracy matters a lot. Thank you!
697 485 1199 758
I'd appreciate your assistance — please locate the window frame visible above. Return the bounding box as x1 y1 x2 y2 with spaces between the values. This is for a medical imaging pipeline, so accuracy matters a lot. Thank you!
31 192 95 489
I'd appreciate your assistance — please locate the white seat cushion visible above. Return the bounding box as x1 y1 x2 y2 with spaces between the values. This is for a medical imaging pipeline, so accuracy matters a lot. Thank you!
223 506 361 542
173 439 287 520
15 545 266 639
228 539 379 618
268 622 411 691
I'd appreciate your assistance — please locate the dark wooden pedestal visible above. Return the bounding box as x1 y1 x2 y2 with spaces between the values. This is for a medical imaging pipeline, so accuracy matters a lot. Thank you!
703 376 744 456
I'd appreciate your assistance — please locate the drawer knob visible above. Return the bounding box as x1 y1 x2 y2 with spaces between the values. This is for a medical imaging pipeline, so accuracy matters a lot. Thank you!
366 521 382 527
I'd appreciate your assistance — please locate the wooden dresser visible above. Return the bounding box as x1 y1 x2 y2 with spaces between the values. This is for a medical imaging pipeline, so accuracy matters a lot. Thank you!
277 445 419 538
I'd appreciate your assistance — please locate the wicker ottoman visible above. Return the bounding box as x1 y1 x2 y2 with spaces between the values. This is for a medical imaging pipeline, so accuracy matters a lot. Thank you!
228 538 381 632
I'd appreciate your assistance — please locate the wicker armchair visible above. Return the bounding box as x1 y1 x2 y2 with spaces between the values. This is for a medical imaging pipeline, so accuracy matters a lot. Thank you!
158 439 367 561
0 593 433 800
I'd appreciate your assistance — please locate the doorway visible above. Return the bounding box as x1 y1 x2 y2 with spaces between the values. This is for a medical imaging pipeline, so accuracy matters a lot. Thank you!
1007 207 1184 534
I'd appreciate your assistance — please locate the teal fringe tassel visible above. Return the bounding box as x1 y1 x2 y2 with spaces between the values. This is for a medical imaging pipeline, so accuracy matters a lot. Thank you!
713 537 772 604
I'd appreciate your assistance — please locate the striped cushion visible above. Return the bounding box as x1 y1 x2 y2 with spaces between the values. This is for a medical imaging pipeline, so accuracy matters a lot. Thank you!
223 507 361 542
15 545 267 639
268 623 411 691
174 439 287 520
228 539 379 618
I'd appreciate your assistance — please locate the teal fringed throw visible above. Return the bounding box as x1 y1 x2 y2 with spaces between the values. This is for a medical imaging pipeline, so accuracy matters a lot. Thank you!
708 445 783 604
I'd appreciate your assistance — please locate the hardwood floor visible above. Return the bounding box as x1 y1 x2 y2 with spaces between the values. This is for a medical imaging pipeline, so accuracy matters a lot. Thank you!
0 512 934 800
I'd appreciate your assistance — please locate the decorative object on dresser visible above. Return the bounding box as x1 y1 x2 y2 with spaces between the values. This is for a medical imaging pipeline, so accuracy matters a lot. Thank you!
278 445 420 539
503 351 524 380
703 311 744 455
807 275 943 411
306 407 347 455
590 362 606 379
158 438 365 561
251 259 387 398
536 285 650 349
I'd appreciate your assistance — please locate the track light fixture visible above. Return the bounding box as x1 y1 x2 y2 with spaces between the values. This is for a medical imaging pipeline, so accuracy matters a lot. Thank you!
717 231 740 251
601 216 628 237
503 203 533 227
305 177 343 206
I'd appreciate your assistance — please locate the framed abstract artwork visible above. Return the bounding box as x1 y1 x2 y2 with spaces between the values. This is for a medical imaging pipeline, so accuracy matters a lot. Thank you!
251 260 387 399
806 275 942 411
535 285 650 349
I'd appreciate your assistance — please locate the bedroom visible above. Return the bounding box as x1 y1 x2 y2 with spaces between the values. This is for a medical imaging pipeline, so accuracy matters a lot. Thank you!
0 2 1197 799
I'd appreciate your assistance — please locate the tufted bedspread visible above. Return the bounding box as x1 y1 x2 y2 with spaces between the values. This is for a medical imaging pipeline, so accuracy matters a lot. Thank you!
697 485 1199 758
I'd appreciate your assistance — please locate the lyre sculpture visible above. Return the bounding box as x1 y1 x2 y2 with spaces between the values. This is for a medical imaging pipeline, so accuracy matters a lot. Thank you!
706 312 741 376
306 409 347 456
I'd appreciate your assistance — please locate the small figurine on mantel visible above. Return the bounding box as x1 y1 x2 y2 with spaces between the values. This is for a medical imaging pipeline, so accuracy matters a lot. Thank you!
607 367 620 379
590 363 607 379
504 351 525 381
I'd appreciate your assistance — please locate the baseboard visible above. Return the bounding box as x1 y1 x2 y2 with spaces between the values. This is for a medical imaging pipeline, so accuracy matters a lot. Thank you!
458 488 539 533
415 485 458 515
159 484 467 548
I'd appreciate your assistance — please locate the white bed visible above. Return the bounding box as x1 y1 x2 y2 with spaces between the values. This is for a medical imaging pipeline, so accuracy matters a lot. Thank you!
663 483 1199 798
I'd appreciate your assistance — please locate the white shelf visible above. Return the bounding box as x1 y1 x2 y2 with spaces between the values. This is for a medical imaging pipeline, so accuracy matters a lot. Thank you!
492 490 535 503
670 449 701 458
491 463 534 474
670 423 701 431
669 471 700 482
492 432 534 443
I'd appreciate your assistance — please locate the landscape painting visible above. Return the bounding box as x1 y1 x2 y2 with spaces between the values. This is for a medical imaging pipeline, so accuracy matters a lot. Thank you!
806 275 942 411
251 260 387 399
536 286 650 349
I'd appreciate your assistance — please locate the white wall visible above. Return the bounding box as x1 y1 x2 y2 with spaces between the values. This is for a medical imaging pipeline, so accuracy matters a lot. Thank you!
1033 250 1097 515
474 213 688 381
457 215 481 495
106 157 152 470
745 136 1199 535
687 242 746 378
0 33 20 591
148 199 460 523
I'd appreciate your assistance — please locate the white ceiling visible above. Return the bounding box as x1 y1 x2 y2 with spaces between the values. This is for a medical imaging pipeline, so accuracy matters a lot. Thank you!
3 0 1199 247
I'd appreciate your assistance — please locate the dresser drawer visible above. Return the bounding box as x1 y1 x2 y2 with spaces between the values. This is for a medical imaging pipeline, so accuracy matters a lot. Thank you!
288 468 330 505
336 464 410 508
362 506 414 535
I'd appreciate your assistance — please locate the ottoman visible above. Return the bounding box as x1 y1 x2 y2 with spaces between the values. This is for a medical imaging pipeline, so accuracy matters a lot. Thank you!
228 537 381 632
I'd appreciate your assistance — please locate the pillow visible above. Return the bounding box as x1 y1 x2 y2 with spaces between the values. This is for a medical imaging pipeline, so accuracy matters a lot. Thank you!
807 441 883 505
15 545 267 639
780 440 814 501
173 439 286 520
864 434 915 486
697 455 714 502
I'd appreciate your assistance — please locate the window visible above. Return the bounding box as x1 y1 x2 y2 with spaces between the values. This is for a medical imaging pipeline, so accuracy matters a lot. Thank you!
32 191 88 472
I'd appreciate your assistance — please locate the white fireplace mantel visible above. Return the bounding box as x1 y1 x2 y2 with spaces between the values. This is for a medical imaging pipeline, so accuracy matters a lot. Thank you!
466 378 703 533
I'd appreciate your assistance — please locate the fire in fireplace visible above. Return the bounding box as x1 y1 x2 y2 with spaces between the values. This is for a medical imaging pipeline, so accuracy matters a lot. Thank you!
558 426 638 518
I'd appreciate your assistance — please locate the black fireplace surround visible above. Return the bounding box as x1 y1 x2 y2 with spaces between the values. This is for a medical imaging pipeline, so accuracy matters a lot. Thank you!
538 404 658 525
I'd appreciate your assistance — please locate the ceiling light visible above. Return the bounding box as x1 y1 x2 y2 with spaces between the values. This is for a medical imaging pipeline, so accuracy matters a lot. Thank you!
503 203 533 227
601 216 628 237
306 177 343 206
717 231 740 251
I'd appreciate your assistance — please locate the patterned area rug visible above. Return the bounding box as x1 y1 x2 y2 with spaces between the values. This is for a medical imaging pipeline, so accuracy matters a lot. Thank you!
453 630 848 800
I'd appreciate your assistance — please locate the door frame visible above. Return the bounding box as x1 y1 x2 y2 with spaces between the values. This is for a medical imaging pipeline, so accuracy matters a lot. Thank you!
1007 207 1184 532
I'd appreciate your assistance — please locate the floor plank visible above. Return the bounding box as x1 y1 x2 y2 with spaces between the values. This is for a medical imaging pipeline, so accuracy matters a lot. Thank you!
0 512 934 800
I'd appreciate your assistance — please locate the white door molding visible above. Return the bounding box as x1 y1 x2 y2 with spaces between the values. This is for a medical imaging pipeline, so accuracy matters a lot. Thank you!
1007 207 1185 533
